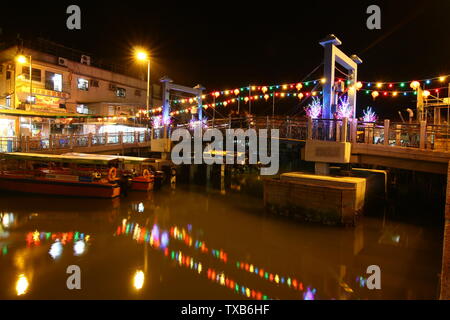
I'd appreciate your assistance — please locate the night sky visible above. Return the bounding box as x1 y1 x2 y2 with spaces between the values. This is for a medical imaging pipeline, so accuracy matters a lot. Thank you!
2 0 450 119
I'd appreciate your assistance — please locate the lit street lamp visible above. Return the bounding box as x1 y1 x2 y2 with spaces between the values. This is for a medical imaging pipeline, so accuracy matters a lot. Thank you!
16 54 33 108
135 49 151 122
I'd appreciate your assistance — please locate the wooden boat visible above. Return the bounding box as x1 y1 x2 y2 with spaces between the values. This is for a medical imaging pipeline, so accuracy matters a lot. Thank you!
64 153 157 192
0 153 121 198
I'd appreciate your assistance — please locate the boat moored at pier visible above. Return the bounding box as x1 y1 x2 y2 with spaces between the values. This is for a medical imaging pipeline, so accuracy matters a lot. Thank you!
64 153 158 191
0 153 121 198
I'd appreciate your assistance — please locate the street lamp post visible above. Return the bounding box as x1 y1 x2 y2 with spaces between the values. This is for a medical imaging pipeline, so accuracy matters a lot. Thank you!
135 50 150 125
16 54 33 108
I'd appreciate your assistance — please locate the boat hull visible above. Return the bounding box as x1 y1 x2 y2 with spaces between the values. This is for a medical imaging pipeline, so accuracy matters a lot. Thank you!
131 177 154 191
0 175 120 198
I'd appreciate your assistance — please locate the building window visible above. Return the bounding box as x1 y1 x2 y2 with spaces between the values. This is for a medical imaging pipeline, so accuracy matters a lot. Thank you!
76 104 89 114
77 78 89 91
90 79 99 87
116 87 126 97
6 71 11 80
45 71 63 92
6 96 11 107
22 66 41 82
135 89 141 96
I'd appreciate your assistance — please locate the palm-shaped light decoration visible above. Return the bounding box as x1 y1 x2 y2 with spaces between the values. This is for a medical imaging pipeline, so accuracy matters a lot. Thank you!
363 107 378 122
336 95 353 119
304 97 322 119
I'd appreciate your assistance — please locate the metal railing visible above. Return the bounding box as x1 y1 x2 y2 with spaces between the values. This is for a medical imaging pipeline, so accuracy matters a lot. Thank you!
2 117 450 153
0 131 151 153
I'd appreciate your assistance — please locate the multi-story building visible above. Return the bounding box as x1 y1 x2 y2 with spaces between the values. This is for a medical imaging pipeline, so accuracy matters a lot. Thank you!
0 39 159 146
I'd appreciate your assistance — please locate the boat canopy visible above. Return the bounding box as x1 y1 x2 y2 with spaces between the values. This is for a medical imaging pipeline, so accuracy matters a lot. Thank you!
1 152 121 165
63 153 157 164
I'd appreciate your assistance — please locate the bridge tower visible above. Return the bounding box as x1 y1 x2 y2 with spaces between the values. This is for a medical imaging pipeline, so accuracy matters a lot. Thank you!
320 34 362 119
160 76 205 124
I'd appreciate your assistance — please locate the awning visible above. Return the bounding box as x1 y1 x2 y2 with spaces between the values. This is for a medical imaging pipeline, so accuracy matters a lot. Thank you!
0 108 95 118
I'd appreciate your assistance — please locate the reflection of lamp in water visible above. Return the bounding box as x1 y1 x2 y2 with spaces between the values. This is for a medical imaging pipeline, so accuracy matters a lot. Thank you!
74 240 86 256
49 241 63 259
133 270 145 290
16 274 29 296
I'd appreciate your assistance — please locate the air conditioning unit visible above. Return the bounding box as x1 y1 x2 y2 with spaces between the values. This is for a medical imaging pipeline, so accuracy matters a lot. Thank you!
80 55 91 66
58 57 68 67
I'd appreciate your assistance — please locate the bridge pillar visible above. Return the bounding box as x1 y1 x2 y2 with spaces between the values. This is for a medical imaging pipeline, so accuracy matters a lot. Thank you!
420 120 427 149
315 162 330 175
440 161 450 299
384 120 390 145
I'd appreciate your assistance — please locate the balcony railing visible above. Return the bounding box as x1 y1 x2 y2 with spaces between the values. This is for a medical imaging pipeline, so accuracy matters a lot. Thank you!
0 131 151 153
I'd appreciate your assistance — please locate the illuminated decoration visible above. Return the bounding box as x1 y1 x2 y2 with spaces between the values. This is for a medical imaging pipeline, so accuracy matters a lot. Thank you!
152 116 162 128
355 81 363 90
138 202 144 213
26 230 89 246
362 107 378 122
304 97 322 119
336 96 353 119
371 91 379 99
172 79 322 104
303 287 317 300
440 76 446 82
422 90 431 98
376 83 382 88
133 270 145 290
410 81 420 90
264 94 270 101
320 78 326 84
298 93 304 99
16 274 29 296
189 118 208 129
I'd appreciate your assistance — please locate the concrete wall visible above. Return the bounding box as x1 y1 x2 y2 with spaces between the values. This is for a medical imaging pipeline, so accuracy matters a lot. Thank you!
440 161 450 299
263 177 360 225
